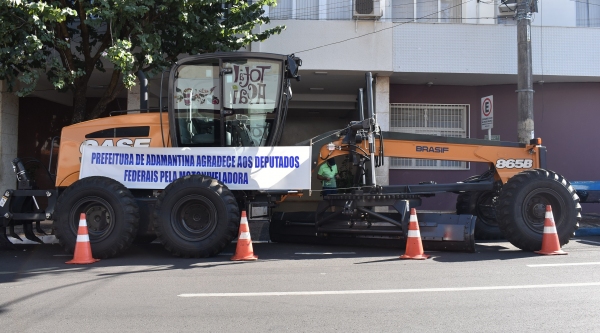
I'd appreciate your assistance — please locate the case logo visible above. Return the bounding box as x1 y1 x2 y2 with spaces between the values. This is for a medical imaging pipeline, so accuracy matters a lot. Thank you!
80 138 151 154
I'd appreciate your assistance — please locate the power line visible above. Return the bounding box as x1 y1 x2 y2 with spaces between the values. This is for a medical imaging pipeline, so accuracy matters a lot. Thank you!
569 0 600 7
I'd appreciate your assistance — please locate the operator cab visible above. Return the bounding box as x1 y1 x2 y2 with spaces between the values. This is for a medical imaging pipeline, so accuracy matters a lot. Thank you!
168 52 300 148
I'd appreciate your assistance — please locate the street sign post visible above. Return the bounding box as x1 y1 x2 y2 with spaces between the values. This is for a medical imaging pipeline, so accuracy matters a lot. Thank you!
481 95 493 139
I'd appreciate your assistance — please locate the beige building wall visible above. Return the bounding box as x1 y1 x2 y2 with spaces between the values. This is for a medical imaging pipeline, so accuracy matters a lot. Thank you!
252 20 393 73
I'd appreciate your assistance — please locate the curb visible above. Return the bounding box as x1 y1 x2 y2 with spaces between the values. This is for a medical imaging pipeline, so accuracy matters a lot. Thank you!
575 228 600 237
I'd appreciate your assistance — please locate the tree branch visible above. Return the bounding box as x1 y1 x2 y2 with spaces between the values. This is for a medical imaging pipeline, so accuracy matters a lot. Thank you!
76 0 92 63
87 69 124 120
54 21 75 72
90 27 113 65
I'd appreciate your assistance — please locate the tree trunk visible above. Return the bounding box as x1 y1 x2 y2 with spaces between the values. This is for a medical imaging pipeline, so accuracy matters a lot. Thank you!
86 70 125 120
87 85 125 120
71 85 88 124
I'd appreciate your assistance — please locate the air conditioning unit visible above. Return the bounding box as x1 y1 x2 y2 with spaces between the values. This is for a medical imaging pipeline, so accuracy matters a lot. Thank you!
497 2 517 17
353 0 382 19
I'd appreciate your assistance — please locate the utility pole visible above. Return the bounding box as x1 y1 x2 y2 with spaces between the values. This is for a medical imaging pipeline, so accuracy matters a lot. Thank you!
516 0 535 143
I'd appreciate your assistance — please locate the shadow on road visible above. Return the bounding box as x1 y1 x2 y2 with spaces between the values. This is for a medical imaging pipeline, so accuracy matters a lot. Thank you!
574 238 600 247
2 236 597 285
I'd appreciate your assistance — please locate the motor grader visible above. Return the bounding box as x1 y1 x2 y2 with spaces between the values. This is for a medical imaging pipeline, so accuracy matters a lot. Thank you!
270 73 580 252
0 52 580 257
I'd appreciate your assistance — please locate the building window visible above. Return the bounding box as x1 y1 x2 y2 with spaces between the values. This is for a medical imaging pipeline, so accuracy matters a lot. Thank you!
268 0 464 21
269 0 330 20
576 0 600 27
390 103 469 170
392 0 462 23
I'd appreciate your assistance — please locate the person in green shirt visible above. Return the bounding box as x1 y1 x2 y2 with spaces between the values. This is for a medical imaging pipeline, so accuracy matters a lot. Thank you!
317 158 340 196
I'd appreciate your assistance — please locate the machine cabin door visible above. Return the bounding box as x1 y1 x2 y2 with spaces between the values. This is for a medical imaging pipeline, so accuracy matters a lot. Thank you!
168 52 290 148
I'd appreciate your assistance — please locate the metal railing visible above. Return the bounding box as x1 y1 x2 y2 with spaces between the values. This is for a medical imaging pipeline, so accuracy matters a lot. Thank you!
265 0 600 27
267 0 464 23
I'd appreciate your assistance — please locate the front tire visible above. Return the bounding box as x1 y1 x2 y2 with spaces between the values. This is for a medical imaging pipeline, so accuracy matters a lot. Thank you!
54 176 140 259
153 175 239 258
496 169 580 251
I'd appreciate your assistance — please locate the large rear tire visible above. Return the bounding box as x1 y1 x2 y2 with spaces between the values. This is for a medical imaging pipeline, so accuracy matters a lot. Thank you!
54 176 140 259
496 169 580 251
456 191 503 240
153 175 239 258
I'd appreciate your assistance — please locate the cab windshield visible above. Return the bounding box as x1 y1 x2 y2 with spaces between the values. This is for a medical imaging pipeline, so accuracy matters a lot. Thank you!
173 58 283 147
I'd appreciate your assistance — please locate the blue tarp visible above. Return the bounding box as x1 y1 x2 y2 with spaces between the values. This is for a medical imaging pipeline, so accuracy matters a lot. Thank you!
571 181 600 191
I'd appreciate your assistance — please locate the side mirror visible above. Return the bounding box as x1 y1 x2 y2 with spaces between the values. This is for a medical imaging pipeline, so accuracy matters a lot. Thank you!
286 54 302 80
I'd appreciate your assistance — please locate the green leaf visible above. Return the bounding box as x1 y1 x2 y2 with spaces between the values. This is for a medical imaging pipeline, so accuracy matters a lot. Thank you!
0 0 284 122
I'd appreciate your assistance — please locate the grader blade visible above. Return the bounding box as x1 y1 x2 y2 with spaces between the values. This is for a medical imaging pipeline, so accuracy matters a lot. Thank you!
270 209 476 252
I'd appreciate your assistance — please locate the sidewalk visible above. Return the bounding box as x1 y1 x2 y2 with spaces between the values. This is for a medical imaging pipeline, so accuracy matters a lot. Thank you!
577 213 600 236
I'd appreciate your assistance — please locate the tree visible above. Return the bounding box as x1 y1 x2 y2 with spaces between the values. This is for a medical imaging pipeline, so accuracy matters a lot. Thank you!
0 0 284 124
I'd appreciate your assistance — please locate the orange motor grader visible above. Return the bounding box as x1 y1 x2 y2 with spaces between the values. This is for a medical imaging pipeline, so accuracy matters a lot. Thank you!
0 55 580 257
1 52 303 257
270 73 580 253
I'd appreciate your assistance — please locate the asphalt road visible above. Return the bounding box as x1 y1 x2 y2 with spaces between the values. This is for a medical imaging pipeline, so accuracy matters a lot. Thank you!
2 237 600 332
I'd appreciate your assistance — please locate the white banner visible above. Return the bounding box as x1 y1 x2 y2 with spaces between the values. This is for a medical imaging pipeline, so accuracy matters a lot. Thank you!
80 146 312 190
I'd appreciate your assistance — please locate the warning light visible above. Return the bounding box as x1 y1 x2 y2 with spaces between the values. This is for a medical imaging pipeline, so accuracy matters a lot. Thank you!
529 138 542 145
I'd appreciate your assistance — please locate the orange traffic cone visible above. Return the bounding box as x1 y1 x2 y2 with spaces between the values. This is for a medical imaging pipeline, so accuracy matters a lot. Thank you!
231 211 258 261
535 205 567 255
400 208 430 260
66 213 100 264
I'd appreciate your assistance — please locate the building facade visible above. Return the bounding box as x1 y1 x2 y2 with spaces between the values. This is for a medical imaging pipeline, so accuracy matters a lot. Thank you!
253 0 600 211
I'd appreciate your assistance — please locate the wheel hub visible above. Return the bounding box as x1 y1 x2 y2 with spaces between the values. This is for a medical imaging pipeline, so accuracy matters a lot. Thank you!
171 195 219 242
522 188 564 232
182 204 210 232
85 206 110 232
531 203 547 219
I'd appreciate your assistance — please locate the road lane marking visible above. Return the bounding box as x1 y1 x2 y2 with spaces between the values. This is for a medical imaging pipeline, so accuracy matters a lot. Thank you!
527 262 600 267
177 282 600 297
295 252 356 255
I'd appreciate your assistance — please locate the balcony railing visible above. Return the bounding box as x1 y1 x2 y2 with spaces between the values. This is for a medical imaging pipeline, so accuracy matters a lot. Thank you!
264 0 600 27
267 0 464 23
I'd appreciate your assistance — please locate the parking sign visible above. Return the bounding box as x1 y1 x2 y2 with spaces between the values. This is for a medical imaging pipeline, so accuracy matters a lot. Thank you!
481 95 493 130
